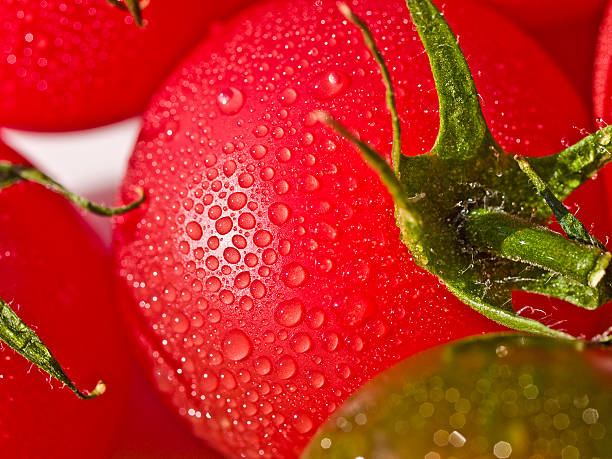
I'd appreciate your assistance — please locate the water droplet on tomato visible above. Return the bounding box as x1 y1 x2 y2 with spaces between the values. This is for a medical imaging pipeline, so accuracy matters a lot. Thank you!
291 333 312 353
216 87 244 115
277 356 297 379
299 174 320 193
238 212 256 229
312 70 350 99
228 192 247 210
292 412 313 433
269 202 291 225
275 298 305 327
234 271 251 289
185 221 203 240
254 356 272 375
253 230 272 247
310 371 326 388
172 313 189 333
251 144 268 159
223 247 241 264
215 216 233 235
201 371 219 391
276 147 292 162
222 329 252 361
281 262 309 287
280 88 298 105
333 293 373 328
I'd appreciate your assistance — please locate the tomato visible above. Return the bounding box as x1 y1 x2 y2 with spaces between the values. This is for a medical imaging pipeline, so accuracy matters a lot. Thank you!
0 0 252 131
303 334 612 458
473 0 607 109
0 141 130 457
112 0 610 457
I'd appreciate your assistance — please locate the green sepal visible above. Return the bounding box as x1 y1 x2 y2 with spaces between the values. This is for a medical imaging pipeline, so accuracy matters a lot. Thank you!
0 162 145 216
404 0 496 161
0 299 105 399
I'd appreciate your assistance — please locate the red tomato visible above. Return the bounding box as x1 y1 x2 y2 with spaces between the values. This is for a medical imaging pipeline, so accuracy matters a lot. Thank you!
595 0 612 120
473 0 607 109
0 0 252 131
0 141 130 456
112 0 610 457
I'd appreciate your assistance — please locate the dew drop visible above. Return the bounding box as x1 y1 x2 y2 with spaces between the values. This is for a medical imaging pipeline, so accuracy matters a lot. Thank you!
185 221 203 240
306 308 326 329
224 247 241 264
215 216 233 235
292 412 313 434
276 147 292 162
274 299 305 327
254 356 272 375
250 280 266 299
312 70 350 100
251 144 268 159
310 371 326 388
201 371 219 391
253 230 273 247
208 205 222 220
299 174 320 193
228 192 247 210
280 88 298 105
281 262 309 288
172 313 189 333
222 329 252 361
262 248 278 265
291 333 312 353
234 271 251 289
277 356 297 379
254 125 269 137
219 370 237 390
238 173 255 188
238 212 256 229
268 202 291 225
333 293 373 328
216 87 245 115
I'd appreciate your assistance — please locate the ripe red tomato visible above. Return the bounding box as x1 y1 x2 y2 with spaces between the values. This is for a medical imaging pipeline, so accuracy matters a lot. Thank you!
112 0 611 457
0 141 130 456
0 0 252 131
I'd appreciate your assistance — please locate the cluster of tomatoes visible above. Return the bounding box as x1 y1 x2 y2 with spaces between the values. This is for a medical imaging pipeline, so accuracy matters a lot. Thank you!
1 0 612 458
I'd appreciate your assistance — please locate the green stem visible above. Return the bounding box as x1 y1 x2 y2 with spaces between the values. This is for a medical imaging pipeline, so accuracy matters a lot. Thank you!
0 299 105 399
0 162 145 216
464 209 611 289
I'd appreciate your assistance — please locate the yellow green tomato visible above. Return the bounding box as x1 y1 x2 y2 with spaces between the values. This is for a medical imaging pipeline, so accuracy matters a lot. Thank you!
303 334 612 459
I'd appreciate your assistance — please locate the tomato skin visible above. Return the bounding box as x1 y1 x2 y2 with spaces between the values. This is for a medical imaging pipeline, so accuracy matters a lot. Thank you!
0 142 130 456
113 0 607 457
473 0 607 110
0 0 251 131
595 0 612 120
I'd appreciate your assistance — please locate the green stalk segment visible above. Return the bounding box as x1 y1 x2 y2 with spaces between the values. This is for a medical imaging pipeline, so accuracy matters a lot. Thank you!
0 299 105 399
464 209 611 288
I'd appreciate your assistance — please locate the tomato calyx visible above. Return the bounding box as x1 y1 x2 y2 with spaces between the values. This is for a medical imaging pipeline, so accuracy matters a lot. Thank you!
0 163 145 398
320 0 612 340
